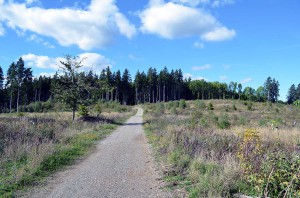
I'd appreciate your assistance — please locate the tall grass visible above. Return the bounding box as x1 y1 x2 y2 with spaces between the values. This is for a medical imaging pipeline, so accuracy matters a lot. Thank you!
143 100 300 197
0 108 132 197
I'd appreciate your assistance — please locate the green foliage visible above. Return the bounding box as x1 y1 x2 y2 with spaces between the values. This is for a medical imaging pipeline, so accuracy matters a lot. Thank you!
78 105 89 117
194 100 206 109
247 102 253 111
155 102 165 114
95 103 102 117
208 102 214 110
232 102 237 111
179 99 187 109
294 100 300 107
217 114 231 129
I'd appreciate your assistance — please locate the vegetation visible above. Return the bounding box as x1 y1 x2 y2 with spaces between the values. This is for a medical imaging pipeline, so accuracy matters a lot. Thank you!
0 103 133 197
0 56 293 117
143 100 300 197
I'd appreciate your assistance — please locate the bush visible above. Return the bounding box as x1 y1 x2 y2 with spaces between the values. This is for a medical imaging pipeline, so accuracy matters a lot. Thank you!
247 102 253 111
218 114 231 129
170 107 178 115
179 99 187 109
208 102 214 110
232 103 237 111
95 103 102 117
195 100 206 109
155 102 164 114
78 105 89 117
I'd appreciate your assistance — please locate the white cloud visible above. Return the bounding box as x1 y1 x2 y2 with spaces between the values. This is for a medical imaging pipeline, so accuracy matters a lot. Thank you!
193 41 204 49
183 73 207 81
201 27 235 41
222 64 231 70
139 1 235 41
0 0 136 50
37 72 57 78
28 34 55 48
25 0 41 6
171 0 234 7
241 77 253 84
212 0 234 7
129 54 143 61
192 64 211 70
22 53 112 72
0 23 4 35
219 75 228 81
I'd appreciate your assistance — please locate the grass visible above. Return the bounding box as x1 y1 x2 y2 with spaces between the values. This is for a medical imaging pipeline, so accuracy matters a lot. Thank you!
0 105 133 198
143 100 300 197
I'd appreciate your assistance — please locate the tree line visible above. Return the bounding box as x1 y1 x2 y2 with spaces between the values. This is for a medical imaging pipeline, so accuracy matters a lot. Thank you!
0 56 286 114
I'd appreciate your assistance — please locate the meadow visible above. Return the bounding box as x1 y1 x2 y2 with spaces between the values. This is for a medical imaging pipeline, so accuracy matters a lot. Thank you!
0 101 133 197
143 99 300 197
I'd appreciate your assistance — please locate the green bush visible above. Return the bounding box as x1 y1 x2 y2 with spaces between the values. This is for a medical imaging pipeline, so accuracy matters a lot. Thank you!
218 114 231 129
78 105 89 117
179 99 187 109
232 103 237 111
95 103 102 117
208 102 214 110
155 102 164 114
195 100 206 109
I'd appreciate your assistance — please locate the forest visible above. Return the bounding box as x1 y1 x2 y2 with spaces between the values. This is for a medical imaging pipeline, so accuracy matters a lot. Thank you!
0 55 299 114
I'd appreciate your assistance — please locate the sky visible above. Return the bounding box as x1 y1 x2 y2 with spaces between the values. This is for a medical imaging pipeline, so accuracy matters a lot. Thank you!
0 0 299 101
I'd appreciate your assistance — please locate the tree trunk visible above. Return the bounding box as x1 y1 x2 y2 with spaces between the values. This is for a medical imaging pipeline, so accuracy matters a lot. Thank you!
9 88 12 113
17 86 20 113
158 86 161 102
163 84 166 102
135 87 138 105
152 90 155 103
72 109 75 121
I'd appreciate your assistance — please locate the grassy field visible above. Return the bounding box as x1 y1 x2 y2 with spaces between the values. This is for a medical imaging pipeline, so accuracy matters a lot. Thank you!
0 103 134 198
143 99 300 197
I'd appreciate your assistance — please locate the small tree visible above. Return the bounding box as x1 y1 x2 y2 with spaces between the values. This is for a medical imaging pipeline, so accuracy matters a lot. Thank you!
55 55 86 120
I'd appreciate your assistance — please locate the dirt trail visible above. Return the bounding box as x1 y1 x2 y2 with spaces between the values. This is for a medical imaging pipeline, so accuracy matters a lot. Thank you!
22 108 170 198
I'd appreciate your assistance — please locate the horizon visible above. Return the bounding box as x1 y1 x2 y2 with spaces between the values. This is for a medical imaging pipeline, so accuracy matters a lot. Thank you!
0 0 299 101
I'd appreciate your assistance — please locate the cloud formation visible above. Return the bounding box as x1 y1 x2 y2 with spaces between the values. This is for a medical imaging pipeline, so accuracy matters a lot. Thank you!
192 64 211 70
140 0 235 41
0 0 136 50
241 77 253 84
22 53 112 72
172 0 234 7
184 73 207 81
193 41 205 49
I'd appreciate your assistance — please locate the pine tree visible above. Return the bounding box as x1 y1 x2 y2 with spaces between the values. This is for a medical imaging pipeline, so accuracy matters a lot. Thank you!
287 84 296 104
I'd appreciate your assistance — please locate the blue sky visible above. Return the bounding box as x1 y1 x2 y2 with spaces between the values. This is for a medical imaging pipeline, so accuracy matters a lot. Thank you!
0 0 299 100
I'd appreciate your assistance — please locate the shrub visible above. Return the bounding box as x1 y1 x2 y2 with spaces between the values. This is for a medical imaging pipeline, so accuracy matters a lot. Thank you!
247 102 253 111
179 99 187 109
78 105 89 117
218 114 231 129
293 100 300 107
208 102 214 110
232 102 237 111
155 102 164 114
199 117 209 128
195 100 206 109
95 103 102 117
170 107 178 115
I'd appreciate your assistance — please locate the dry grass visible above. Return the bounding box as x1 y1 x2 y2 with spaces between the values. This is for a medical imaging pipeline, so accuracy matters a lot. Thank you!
0 108 132 197
144 100 300 197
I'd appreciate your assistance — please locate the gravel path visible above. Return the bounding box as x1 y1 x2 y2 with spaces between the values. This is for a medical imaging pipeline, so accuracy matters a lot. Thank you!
23 108 171 198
